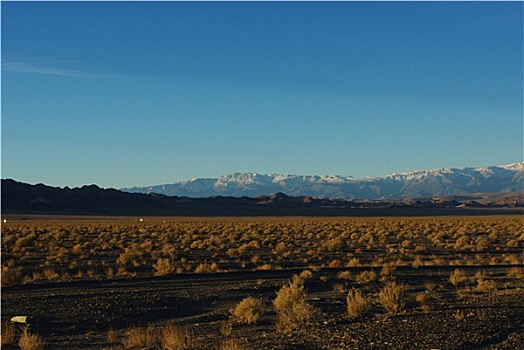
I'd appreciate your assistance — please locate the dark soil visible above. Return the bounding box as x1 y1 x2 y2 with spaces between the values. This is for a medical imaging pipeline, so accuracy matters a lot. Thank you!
2 266 523 349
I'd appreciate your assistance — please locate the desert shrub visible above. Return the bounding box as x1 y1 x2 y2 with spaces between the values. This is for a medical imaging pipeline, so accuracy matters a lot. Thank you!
347 258 360 267
508 267 524 279
412 255 423 268
255 263 272 271
414 244 426 253
449 268 467 289
1 321 17 346
474 269 487 281
332 282 346 293
274 241 288 254
453 310 465 322
106 266 116 279
298 269 313 281
475 270 497 294
106 328 117 344
415 292 432 313
153 258 175 276
424 281 435 293
19 327 45 350
346 288 372 319
415 292 428 305
232 296 264 324
1 265 23 286
273 275 315 331
475 237 489 251
323 237 343 252
454 235 470 251
194 262 219 273
121 325 158 349
503 254 520 265
378 282 407 314
43 269 59 281
159 322 193 350
219 321 233 337
380 264 396 277
328 259 342 268
219 337 247 350
355 270 377 284
3 216 522 288
476 278 497 294
337 270 352 281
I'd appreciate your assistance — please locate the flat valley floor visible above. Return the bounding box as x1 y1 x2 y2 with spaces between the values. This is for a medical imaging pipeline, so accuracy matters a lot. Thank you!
2 215 523 349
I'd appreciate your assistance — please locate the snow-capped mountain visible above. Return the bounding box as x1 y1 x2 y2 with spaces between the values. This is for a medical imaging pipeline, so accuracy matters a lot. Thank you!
122 162 524 199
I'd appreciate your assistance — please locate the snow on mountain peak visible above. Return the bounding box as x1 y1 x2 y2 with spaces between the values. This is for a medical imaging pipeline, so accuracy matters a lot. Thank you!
122 162 523 199
501 162 524 172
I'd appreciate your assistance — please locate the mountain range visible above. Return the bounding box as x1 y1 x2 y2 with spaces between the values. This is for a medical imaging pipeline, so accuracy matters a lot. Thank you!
122 163 524 199
2 178 523 217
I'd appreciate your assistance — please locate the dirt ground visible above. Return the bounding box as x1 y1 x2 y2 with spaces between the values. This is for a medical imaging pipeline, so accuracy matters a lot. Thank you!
1 215 523 349
2 266 524 349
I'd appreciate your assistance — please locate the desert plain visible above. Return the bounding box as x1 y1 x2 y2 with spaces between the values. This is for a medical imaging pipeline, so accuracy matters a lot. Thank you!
1 214 523 349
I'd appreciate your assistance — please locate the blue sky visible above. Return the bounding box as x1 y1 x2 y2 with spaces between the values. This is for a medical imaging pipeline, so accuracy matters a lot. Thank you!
2 1 522 189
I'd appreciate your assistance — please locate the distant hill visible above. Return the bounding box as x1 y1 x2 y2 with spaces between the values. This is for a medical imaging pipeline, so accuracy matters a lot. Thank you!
2 179 522 217
122 163 524 199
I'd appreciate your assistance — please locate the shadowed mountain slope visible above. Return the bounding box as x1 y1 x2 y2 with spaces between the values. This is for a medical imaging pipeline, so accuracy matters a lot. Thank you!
2 179 522 217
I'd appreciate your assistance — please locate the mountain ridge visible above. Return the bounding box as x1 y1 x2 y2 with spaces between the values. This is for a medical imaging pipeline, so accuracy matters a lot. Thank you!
2 178 523 217
122 162 524 199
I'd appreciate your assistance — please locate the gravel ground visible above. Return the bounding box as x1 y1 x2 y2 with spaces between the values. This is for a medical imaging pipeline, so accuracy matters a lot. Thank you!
2 267 523 349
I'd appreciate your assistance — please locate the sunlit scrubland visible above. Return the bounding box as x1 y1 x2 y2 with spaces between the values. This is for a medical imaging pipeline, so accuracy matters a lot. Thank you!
1 216 522 286
2 216 524 349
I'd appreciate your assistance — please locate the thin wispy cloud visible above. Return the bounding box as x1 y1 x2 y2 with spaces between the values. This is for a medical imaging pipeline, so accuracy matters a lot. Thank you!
2 61 120 79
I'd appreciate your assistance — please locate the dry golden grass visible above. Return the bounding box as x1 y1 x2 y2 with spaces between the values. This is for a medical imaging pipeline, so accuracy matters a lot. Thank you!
273 275 315 331
1 321 17 346
1 265 23 286
355 270 377 284
120 325 158 349
2 216 522 287
118 322 192 349
449 268 467 289
299 269 313 280
232 296 264 324
337 270 352 281
153 258 176 276
106 327 117 344
508 266 524 279
380 264 396 279
346 288 372 319
2 216 524 349
194 262 220 273
219 321 233 337
474 270 497 294
453 310 465 322
18 327 45 350
159 322 193 350
219 337 248 350
415 292 428 305
378 282 407 314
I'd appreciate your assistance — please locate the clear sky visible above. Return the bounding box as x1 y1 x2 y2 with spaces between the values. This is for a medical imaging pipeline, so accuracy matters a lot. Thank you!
2 1 523 189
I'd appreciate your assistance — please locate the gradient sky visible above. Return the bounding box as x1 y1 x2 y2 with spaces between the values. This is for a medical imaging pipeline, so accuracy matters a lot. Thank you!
2 1 523 189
